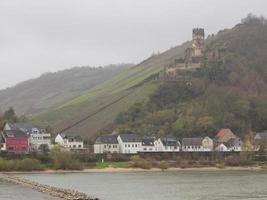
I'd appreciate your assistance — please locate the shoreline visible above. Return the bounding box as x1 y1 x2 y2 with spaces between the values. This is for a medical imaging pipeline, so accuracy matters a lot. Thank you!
3 166 267 174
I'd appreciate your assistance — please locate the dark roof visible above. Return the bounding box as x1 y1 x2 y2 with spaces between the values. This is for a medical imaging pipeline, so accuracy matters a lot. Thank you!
182 138 203 146
59 133 83 142
95 135 118 144
2 130 29 138
8 122 39 134
119 134 141 143
161 137 180 147
226 138 243 148
142 137 156 146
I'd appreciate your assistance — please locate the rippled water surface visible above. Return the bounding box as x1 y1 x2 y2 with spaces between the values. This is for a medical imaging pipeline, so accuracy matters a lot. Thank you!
4 171 267 200
0 180 58 200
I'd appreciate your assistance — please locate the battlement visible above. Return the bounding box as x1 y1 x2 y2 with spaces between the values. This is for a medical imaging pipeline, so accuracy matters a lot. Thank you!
193 28 205 36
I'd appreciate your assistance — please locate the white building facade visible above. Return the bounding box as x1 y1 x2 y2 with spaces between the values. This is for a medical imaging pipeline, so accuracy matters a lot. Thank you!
94 135 119 154
155 138 180 152
55 133 84 150
30 132 52 151
117 134 142 154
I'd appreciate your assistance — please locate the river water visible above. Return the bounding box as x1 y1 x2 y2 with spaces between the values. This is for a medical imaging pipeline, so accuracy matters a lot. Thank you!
2 170 267 200
0 180 58 200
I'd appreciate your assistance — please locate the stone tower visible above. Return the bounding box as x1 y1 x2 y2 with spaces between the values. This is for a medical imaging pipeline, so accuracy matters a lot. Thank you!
192 28 205 57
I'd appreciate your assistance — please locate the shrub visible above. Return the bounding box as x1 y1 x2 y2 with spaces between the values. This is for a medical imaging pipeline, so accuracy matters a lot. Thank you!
216 162 225 169
50 146 83 170
129 155 152 169
0 158 42 171
158 161 170 170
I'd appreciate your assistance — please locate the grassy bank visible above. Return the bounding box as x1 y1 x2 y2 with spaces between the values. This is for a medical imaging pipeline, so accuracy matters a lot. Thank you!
1 152 266 172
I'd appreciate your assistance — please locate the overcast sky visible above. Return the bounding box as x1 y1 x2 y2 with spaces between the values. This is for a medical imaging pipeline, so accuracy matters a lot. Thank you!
1 0 267 89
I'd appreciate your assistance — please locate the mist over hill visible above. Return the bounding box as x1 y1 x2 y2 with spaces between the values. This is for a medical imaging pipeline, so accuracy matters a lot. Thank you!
0 64 133 115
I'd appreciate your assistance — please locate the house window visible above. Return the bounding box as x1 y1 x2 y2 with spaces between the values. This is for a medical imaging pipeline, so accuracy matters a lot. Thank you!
78 145 81 148
132 144 134 148
128 144 130 148
108 145 111 148
104 145 107 148
135 144 137 147
125 144 127 148
143 148 147 151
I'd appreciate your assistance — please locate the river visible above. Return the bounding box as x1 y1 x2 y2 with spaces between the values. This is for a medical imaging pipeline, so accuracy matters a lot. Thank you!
0 180 59 200
2 170 267 200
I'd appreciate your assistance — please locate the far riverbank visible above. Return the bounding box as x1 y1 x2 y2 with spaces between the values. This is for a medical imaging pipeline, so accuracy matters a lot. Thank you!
2 165 267 175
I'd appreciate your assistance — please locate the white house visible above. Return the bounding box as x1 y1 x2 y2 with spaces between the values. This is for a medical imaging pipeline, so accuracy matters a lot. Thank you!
155 137 181 152
55 133 84 150
0 134 6 151
215 143 229 152
117 134 142 154
94 135 119 154
140 137 156 152
30 132 52 151
182 137 213 152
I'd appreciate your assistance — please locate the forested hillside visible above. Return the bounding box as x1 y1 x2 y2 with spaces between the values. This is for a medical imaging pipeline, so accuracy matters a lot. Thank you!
115 15 267 139
0 64 132 115
34 15 267 139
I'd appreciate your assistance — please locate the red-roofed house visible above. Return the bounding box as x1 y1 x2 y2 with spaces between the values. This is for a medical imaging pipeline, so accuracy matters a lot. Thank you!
215 128 237 143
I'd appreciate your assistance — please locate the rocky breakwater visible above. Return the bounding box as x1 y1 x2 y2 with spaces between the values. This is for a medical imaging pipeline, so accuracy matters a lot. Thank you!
0 173 99 200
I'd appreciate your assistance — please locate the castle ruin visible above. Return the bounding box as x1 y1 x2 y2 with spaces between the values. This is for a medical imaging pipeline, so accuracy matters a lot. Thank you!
164 28 226 78
192 28 205 57
165 28 205 77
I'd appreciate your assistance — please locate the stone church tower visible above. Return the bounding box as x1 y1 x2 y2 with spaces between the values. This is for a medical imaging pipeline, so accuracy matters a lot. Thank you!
192 28 205 57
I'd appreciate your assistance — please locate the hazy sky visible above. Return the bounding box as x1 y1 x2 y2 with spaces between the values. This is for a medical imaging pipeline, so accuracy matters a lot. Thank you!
1 0 267 89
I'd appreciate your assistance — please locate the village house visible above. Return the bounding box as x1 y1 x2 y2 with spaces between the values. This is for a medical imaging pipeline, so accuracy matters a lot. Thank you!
117 134 142 154
30 131 52 152
94 135 119 154
0 130 29 154
155 137 181 152
254 131 267 151
3 122 40 134
182 136 213 152
3 122 52 152
55 133 84 150
214 129 242 152
215 128 237 144
215 143 229 152
140 136 156 152
226 138 243 152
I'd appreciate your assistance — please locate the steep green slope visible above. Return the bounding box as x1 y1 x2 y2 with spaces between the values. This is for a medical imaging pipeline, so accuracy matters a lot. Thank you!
33 42 190 138
0 64 133 115
115 15 267 139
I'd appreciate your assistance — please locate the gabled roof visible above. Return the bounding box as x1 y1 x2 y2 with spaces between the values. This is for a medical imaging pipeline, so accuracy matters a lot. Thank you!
142 137 156 146
215 128 237 142
119 134 141 143
7 122 39 134
182 138 203 146
95 135 118 144
66 135 83 142
2 130 29 138
161 137 180 147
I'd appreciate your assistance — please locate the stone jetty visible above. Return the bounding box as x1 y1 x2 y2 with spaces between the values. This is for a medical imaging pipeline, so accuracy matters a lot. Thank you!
0 173 99 200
